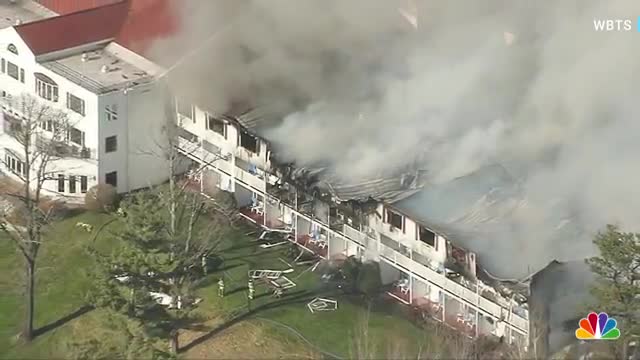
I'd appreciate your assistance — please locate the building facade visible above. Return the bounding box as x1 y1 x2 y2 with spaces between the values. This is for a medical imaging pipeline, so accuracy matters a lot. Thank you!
0 2 169 202
172 102 531 349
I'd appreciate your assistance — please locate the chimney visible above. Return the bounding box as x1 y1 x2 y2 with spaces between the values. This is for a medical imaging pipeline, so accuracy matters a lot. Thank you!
14 19 22 26
81 53 88 62
101 65 109 73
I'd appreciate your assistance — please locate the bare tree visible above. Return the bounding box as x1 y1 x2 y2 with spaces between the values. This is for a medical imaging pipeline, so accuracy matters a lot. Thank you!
0 94 72 341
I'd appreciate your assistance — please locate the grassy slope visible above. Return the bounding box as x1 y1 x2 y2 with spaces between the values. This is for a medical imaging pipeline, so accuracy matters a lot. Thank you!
0 213 434 359
0 212 116 359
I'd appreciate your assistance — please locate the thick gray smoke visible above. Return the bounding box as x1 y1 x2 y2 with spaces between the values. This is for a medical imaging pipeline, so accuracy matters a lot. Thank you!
148 0 640 278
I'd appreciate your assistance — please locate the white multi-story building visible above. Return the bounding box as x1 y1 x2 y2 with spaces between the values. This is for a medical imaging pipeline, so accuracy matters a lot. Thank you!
0 1 169 201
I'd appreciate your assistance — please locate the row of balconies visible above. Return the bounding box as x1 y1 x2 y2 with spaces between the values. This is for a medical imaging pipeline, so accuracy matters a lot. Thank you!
175 129 530 337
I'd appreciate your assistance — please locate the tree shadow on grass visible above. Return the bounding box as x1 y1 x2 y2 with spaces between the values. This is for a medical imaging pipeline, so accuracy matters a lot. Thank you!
179 289 317 353
34 304 94 337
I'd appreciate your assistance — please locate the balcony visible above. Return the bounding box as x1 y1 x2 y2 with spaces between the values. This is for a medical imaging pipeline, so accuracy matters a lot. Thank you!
176 135 233 174
234 157 266 191
342 224 529 336
35 136 96 159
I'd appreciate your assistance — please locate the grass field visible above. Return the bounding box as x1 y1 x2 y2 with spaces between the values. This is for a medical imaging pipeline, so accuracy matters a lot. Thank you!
0 210 436 359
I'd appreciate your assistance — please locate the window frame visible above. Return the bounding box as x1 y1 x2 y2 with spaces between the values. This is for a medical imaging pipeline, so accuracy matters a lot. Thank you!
239 130 259 153
66 93 85 116
6 61 19 81
385 208 405 232
57 174 65 193
206 115 226 138
105 135 117 153
68 175 76 193
80 175 88 193
69 127 85 147
105 171 117 188
417 225 437 248
105 104 118 121
35 73 59 102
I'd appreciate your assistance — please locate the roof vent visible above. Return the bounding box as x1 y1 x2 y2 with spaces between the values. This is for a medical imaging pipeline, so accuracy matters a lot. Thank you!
14 19 22 26
81 53 88 62
101 65 109 73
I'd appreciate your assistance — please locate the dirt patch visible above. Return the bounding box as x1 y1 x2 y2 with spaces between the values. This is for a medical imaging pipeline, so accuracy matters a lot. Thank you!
180 319 316 359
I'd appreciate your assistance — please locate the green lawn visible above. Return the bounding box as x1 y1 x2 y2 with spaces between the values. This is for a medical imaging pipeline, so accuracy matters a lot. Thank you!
0 210 435 359
192 224 434 358
0 212 117 359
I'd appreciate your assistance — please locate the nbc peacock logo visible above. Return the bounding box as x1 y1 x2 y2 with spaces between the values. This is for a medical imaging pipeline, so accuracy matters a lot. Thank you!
575 312 621 340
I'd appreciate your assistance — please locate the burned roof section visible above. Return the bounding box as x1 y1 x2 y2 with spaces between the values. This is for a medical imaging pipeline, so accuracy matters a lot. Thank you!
283 166 425 204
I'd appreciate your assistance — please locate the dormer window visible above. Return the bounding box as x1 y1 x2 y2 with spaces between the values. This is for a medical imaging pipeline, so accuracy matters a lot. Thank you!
35 73 58 102
7 44 18 55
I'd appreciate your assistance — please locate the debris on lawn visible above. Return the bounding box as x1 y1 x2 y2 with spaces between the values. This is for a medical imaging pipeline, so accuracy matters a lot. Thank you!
75 222 93 232
270 276 296 290
278 258 293 268
257 231 291 248
307 297 338 313
259 241 288 249
248 269 293 280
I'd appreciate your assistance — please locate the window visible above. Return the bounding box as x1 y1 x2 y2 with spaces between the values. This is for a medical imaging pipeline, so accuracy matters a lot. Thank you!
7 62 19 81
106 104 118 121
105 136 117 153
58 174 65 192
206 115 226 138
385 208 404 232
40 120 54 132
80 175 88 193
1 58 4 73
239 131 258 153
418 226 436 248
35 73 58 101
7 44 18 55
19 69 24 83
67 93 85 115
105 171 117 187
69 175 76 193
69 127 85 146
176 99 193 121
4 151 26 177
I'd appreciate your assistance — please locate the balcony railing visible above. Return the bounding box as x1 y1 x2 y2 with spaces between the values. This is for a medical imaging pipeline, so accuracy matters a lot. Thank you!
342 224 529 335
35 135 96 159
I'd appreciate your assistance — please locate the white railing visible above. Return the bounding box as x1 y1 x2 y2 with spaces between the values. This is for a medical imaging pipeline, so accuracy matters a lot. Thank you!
234 165 265 191
177 137 233 174
343 224 529 335
192 147 529 335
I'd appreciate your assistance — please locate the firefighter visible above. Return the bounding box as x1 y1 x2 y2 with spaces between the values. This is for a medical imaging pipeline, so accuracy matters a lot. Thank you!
218 277 225 297
248 279 255 300
201 255 208 275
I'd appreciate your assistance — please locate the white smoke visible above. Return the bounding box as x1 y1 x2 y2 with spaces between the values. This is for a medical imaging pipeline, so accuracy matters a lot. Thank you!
148 0 640 277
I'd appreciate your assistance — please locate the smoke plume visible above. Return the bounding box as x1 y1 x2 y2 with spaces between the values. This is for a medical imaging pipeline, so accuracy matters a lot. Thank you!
149 0 640 278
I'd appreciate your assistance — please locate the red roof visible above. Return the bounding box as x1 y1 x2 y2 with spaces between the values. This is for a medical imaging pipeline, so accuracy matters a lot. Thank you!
34 0 122 15
15 1 129 56
29 0 179 58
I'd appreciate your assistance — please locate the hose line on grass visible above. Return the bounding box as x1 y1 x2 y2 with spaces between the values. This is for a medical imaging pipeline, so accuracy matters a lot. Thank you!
254 317 344 360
